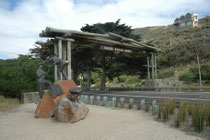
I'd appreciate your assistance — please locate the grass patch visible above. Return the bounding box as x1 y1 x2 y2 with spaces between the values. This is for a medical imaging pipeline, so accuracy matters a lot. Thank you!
112 75 142 86
125 76 141 85
0 96 20 111
158 68 175 79
158 99 176 122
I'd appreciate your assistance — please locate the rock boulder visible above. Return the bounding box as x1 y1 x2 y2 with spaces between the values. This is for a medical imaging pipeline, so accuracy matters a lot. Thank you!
54 80 77 105
54 96 89 123
35 91 55 118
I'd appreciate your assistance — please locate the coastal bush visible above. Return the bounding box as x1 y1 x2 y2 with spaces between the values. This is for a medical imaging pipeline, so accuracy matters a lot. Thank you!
125 76 141 85
179 72 197 84
179 64 210 84
118 75 127 83
0 56 49 98
158 69 175 79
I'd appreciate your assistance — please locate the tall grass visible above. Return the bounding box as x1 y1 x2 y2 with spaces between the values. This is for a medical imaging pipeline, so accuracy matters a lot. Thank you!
158 99 176 122
179 103 187 122
145 100 150 112
192 103 210 132
0 96 20 111
174 112 180 128
155 99 210 133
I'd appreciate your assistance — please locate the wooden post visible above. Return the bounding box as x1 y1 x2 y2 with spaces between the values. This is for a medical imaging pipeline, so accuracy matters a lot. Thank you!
151 53 154 80
155 54 158 79
54 43 58 82
58 39 63 80
147 56 150 79
197 54 202 87
62 42 67 76
67 41 72 79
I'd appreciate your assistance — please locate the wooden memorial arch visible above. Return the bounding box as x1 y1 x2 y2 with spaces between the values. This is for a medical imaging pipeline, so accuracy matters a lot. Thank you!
38 27 160 82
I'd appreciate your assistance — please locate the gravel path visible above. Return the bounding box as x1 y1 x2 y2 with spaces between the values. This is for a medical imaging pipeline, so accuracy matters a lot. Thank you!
0 104 203 140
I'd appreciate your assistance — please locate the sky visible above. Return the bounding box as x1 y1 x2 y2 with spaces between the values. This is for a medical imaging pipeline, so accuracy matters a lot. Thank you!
0 0 209 59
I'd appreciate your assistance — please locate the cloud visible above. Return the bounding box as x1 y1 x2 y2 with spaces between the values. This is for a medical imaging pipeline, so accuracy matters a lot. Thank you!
0 0 209 59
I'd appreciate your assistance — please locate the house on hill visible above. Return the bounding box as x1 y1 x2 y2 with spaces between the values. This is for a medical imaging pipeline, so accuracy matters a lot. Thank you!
174 13 198 29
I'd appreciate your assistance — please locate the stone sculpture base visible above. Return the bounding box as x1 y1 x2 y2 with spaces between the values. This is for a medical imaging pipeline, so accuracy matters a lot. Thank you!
54 96 89 123
35 80 88 122
35 91 55 118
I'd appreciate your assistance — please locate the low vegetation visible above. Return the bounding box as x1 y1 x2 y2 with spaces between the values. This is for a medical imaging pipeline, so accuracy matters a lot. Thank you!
158 68 175 79
135 16 210 67
158 99 176 122
156 100 210 133
112 75 142 87
0 55 51 98
179 64 210 84
0 96 20 111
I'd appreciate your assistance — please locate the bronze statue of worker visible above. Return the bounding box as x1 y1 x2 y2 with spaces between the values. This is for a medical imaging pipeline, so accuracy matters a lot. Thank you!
36 64 51 98
46 56 68 80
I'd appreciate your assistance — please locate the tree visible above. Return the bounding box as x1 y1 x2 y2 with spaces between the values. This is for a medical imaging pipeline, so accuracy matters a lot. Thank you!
81 19 142 90
0 55 52 98
71 43 98 89
29 40 54 59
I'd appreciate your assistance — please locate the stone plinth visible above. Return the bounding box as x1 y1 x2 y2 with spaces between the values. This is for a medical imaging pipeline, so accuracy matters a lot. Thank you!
35 80 77 119
21 92 40 104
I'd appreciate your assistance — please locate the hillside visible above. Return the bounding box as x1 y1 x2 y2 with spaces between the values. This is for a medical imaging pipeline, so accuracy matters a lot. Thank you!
134 16 210 67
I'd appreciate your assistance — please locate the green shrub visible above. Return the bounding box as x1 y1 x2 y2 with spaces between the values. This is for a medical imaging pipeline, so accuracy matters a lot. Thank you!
158 69 175 79
91 71 100 84
125 76 141 85
113 77 120 84
118 75 127 83
82 82 88 87
135 83 142 87
179 72 197 84
0 56 46 98
93 83 101 88
188 64 210 82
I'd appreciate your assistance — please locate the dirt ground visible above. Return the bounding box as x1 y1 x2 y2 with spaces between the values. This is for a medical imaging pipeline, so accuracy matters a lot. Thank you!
0 103 204 140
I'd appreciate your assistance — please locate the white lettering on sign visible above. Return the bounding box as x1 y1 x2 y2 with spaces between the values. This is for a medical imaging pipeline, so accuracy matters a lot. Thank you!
114 48 124 52
103 46 114 51
100 45 132 53
124 49 132 53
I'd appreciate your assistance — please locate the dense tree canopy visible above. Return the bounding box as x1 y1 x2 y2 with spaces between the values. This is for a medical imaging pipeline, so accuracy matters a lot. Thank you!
0 55 53 98
79 19 146 90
